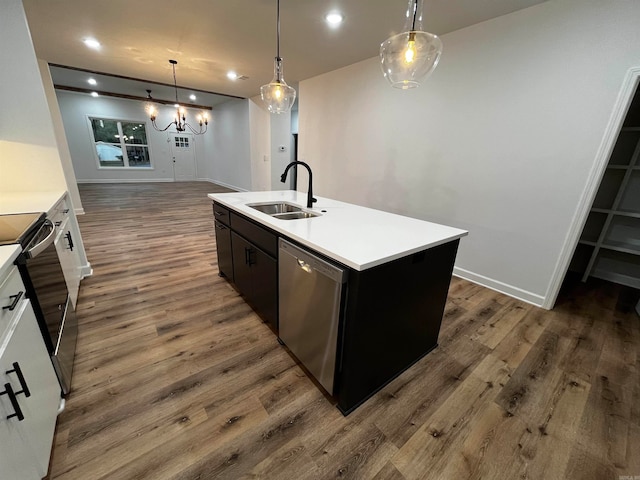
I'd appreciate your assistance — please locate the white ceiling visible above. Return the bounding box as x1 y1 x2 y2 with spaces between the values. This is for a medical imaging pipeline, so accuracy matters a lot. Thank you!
23 0 547 106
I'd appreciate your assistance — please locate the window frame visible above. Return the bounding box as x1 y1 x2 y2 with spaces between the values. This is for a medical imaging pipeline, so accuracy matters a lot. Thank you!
87 116 154 170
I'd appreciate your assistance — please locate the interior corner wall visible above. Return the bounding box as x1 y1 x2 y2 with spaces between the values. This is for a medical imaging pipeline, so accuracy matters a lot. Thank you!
38 60 84 212
270 112 293 190
248 98 271 191
208 98 252 191
298 0 640 307
0 0 67 195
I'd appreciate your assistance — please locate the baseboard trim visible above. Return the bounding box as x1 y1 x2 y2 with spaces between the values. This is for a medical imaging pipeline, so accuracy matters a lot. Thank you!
76 178 175 184
197 178 246 192
453 267 546 309
80 264 93 279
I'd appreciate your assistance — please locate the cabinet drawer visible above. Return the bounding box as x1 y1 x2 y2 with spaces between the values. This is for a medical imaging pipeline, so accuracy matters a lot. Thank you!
49 197 71 229
230 212 278 258
212 203 231 226
0 267 26 341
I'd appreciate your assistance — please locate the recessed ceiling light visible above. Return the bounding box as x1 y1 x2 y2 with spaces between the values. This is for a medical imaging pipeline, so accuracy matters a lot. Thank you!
189 94 196 101
90 92 99 97
325 12 343 26
87 78 97 85
83 38 101 49
227 71 238 80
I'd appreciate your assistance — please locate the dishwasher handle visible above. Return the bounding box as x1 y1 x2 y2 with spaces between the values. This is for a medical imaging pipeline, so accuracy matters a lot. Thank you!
279 238 347 284
296 258 313 273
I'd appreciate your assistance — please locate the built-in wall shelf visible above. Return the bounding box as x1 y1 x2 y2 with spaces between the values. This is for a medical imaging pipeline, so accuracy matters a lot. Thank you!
571 85 640 290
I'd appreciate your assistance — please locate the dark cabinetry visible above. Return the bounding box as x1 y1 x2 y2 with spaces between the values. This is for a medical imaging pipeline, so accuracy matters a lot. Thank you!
335 240 459 414
213 203 233 280
212 203 278 333
231 232 277 331
214 220 233 280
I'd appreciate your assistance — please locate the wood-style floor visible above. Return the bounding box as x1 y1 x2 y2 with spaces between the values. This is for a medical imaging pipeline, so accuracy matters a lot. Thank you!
48 182 640 480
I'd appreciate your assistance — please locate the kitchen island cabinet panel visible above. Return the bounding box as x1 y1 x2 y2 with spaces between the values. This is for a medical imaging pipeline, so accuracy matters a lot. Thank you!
212 202 231 226
230 231 278 334
230 212 278 257
335 240 460 414
214 220 233 280
247 245 278 332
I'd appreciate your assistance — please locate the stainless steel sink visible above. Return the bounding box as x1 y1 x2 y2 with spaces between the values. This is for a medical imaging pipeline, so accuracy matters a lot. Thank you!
247 202 302 214
246 202 321 220
272 211 320 220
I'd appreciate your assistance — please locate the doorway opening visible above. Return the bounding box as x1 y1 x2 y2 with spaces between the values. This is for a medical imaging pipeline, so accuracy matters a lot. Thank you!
551 67 640 310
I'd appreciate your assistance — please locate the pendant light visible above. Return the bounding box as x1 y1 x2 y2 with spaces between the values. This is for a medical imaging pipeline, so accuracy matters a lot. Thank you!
147 60 209 134
260 0 296 114
380 0 442 89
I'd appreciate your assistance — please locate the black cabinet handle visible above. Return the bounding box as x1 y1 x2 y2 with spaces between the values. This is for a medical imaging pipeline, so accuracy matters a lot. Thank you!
216 223 227 230
2 291 23 311
54 220 62 227
214 211 225 217
0 383 24 421
6 362 30 398
62 208 70 214
65 231 74 251
244 247 257 266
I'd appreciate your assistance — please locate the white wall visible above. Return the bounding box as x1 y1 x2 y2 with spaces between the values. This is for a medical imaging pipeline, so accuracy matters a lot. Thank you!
57 90 253 189
0 0 68 199
57 90 206 183
208 99 252 191
270 112 294 190
298 0 640 307
38 60 83 211
249 98 271 191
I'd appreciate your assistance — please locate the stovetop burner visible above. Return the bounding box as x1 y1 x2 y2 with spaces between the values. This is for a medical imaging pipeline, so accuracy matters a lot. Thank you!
0 212 46 247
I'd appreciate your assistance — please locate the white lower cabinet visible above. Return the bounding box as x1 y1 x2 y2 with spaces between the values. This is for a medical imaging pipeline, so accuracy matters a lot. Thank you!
0 295 60 479
49 194 87 307
55 216 81 307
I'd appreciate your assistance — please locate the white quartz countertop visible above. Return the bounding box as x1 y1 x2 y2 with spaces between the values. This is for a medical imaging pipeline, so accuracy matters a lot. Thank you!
208 190 468 271
0 191 65 215
0 245 20 280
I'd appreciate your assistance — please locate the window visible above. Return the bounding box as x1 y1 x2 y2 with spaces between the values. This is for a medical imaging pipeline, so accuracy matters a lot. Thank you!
90 118 151 168
174 136 190 148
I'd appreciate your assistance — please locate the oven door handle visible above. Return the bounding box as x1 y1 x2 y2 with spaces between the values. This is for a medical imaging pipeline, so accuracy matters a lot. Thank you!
26 220 55 259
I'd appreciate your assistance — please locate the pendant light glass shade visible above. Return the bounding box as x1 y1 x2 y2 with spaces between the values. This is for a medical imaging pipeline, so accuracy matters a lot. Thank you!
261 0 296 114
261 57 296 114
380 0 442 89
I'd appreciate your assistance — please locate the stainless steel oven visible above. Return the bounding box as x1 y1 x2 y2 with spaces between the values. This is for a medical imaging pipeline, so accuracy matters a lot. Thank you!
0 213 77 395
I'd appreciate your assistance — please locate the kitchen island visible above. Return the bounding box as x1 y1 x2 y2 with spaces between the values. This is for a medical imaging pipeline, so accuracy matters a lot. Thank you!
208 190 467 414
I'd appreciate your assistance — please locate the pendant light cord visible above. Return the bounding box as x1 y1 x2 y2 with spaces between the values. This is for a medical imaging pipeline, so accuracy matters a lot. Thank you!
276 0 281 59
411 0 418 31
171 61 179 104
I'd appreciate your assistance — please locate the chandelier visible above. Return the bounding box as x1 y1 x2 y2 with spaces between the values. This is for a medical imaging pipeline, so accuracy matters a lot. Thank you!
380 0 442 89
147 60 209 134
260 0 296 114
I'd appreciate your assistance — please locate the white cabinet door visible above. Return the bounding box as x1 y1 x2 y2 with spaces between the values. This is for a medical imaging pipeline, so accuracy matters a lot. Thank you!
55 217 81 307
0 411 39 480
0 299 61 478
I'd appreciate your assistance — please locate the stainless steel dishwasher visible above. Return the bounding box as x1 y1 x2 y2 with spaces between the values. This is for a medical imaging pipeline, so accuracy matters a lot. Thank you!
278 238 347 394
